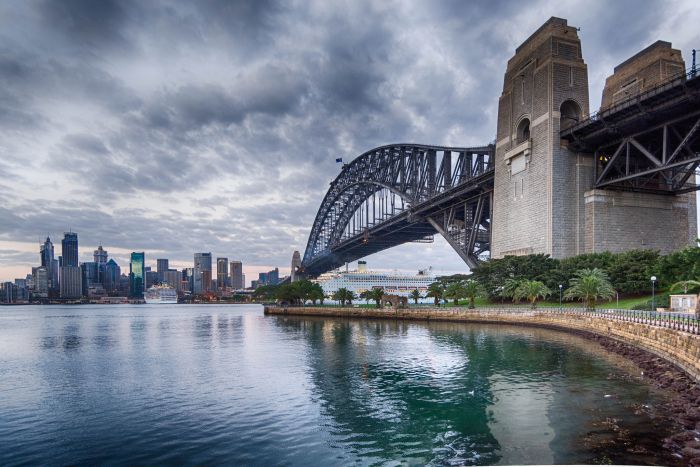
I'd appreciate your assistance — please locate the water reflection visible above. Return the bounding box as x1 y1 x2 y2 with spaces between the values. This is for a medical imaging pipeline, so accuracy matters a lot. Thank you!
274 317 676 466
0 305 679 466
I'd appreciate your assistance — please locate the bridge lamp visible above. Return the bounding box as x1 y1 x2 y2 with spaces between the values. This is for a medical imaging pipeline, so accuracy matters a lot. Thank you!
559 284 563 308
651 276 657 312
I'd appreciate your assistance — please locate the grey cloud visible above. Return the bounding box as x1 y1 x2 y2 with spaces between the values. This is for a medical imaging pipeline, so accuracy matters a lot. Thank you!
38 0 134 54
1 0 697 280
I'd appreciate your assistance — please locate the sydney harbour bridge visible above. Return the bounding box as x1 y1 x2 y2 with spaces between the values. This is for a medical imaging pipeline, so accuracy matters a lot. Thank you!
298 18 700 278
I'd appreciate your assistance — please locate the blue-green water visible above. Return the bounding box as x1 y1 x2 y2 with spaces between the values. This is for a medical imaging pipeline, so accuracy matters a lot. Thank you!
0 304 677 465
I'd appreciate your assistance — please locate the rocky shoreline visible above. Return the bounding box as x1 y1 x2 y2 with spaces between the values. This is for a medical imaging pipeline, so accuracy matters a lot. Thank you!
579 332 700 465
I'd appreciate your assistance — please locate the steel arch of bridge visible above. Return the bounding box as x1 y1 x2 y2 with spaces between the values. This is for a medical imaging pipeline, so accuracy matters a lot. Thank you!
301 143 494 277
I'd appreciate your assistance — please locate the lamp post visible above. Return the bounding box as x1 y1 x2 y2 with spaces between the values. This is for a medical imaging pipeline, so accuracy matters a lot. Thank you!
616 290 619 309
651 276 657 312
559 284 563 309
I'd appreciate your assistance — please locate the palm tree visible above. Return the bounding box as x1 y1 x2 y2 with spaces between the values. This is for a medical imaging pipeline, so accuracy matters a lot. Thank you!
513 280 551 309
410 289 421 305
564 268 616 311
670 280 700 294
359 290 373 305
501 278 524 301
370 288 384 308
333 288 352 306
462 280 482 309
426 282 444 306
444 282 464 306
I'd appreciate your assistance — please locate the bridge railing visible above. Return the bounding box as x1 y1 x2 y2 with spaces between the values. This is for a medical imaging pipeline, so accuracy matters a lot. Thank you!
567 65 699 133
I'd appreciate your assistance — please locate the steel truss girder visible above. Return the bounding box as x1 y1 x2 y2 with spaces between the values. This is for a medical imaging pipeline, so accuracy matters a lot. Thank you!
302 143 494 276
594 112 700 193
426 191 491 269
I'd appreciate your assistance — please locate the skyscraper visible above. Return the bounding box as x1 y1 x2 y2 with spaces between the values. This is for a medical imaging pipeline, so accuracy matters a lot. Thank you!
216 257 228 290
230 261 243 289
40 236 57 292
104 259 121 294
34 266 49 298
93 245 108 265
163 269 180 291
61 232 79 267
268 268 279 285
129 252 145 298
194 253 212 294
60 232 81 299
157 259 169 282
93 245 108 287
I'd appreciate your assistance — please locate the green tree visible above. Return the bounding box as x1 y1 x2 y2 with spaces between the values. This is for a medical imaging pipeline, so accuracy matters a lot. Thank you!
426 282 445 306
308 283 325 305
670 279 700 294
513 280 551 309
607 249 659 294
332 288 355 306
501 278 524 302
444 281 465 306
369 288 384 308
471 254 559 299
410 289 421 304
254 284 279 301
462 280 483 309
657 243 700 287
359 290 373 304
564 268 616 311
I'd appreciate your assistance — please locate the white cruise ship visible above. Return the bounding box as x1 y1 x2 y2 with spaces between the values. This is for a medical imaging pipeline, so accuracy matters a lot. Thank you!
144 285 178 304
315 261 435 298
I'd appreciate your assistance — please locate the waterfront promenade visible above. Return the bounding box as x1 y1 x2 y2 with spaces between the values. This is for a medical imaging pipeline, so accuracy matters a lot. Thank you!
265 305 700 382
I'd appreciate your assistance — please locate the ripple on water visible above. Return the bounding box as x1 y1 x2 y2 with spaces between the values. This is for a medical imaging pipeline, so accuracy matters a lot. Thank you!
0 305 682 466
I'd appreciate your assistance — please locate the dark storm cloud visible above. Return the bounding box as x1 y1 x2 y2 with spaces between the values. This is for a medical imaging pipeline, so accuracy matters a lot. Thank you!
0 0 696 280
38 0 133 53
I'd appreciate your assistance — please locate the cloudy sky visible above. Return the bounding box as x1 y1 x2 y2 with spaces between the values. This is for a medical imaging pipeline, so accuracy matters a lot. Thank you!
1 0 698 283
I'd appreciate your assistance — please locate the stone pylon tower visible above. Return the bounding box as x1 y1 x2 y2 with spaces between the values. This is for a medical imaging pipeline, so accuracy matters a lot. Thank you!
492 17 592 259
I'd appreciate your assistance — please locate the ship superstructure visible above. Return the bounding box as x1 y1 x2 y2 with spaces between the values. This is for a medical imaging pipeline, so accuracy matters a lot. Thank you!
315 261 434 298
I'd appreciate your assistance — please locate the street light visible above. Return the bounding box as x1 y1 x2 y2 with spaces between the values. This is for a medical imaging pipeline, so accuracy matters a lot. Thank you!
616 290 619 309
651 276 657 312
559 284 563 309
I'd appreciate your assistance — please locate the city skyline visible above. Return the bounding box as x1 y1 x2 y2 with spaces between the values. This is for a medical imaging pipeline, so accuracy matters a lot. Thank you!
1 230 262 288
1 1 699 282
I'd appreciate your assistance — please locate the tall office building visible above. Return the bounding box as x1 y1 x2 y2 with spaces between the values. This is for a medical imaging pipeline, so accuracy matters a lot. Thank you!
60 266 82 299
93 245 108 286
230 261 243 289
163 269 181 291
40 236 58 292
61 232 79 267
194 253 212 294
216 257 228 290
104 259 121 293
157 259 169 282
268 268 279 285
94 245 108 265
60 232 81 299
129 252 145 298
34 266 49 297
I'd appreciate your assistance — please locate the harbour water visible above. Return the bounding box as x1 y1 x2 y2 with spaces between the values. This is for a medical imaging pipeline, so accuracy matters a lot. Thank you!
0 304 679 465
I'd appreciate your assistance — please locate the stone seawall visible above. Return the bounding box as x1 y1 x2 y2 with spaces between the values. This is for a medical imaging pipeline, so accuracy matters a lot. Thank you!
264 306 700 382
